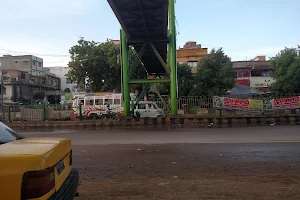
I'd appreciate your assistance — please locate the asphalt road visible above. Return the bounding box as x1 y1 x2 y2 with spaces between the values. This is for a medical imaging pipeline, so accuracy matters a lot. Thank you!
20 126 300 145
20 126 300 200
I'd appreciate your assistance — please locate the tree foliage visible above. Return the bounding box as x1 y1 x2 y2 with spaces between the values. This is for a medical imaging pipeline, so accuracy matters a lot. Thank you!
155 63 195 96
189 48 235 96
177 63 195 96
270 47 300 94
64 88 71 93
66 38 146 92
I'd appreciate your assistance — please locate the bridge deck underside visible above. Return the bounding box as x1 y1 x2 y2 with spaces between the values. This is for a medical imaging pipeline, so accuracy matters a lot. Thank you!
108 0 169 75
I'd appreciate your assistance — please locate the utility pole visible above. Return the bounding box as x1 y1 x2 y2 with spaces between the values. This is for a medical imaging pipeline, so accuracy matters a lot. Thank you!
0 62 4 121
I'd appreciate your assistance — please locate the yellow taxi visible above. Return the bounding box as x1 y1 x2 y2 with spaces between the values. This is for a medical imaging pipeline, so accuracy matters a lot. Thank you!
0 122 79 200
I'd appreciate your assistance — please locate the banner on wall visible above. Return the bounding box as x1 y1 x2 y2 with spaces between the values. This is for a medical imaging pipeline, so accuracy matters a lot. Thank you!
271 96 300 110
213 96 263 111
213 96 300 111
249 99 264 110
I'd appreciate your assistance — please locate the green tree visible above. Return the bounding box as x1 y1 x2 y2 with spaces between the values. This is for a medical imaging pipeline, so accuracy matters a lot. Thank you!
72 38 121 91
64 88 71 93
189 48 235 96
270 47 300 94
67 38 146 92
155 63 194 96
177 63 195 96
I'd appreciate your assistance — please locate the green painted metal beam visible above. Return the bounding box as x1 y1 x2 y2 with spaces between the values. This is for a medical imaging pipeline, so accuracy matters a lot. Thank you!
133 84 149 110
151 84 170 113
129 43 147 75
149 43 170 75
169 0 178 115
128 39 170 45
167 29 171 70
121 28 130 116
135 84 148 103
129 79 170 84
119 29 124 105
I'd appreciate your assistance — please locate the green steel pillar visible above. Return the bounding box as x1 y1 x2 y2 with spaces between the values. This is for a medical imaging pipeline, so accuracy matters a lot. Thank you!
167 29 171 69
169 0 178 115
121 28 130 116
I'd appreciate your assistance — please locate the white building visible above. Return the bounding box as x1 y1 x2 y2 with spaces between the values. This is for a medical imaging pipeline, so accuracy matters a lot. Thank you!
45 66 77 92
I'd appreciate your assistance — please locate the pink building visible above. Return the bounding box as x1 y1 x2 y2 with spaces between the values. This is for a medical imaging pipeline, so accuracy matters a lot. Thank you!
232 56 274 91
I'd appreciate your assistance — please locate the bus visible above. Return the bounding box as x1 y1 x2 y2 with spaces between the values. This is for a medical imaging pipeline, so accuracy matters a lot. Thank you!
72 93 137 117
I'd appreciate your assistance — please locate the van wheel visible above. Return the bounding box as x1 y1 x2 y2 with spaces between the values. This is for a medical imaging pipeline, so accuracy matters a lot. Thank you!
89 113 98 120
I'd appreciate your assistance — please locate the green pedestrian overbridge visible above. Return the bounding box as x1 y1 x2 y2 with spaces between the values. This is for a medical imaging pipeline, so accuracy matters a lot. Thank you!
107 0 178 115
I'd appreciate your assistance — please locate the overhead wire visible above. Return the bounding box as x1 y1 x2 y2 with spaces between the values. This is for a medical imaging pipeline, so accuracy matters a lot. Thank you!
0 48 69 57
0 43 264 59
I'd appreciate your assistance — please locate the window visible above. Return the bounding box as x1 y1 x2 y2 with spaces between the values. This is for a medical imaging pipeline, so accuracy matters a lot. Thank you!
85 99 93 105
114 99 121 105
95 99 103 105
0 87 6 95
104 99 113 104
38 63 42 67
20 72 26 79
138 103 146 109
79 99 84 105
251 70 261 77
238 71 250 77
187 61 197 68
32 61 36 66
148 103 156 109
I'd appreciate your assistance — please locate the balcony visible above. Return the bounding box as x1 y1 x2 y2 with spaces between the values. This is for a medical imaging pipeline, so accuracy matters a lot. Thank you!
2 77 60 89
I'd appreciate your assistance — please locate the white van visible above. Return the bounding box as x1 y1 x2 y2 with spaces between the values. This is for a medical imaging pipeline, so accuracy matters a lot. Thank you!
133 101 165 118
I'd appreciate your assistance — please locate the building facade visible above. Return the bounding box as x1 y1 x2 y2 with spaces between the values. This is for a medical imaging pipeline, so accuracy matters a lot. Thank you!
0 55 45 76
45 66 77 92
177 41 208 73
1 69 60 104
0 55 62 104
232 56 275 92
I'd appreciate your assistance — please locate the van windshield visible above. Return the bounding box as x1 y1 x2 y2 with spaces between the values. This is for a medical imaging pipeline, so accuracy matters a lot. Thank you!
148 103 157 109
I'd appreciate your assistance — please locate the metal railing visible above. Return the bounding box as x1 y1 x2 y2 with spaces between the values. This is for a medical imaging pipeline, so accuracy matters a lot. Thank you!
179 94 300 118
1 94 300 122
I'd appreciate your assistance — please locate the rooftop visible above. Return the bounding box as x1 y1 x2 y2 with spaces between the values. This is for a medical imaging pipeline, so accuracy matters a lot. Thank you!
232 61 273 70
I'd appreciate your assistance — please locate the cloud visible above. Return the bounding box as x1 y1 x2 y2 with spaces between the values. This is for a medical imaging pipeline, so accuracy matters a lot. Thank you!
228 46 288 61
0 0 98 21
0 38 70 67
248 46 287 58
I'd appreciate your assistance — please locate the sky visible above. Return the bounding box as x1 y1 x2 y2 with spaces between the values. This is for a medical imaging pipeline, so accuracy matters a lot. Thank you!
0 0 299 67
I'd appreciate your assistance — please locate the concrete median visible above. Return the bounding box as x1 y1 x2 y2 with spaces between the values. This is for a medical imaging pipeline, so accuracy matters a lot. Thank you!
4 116 300 130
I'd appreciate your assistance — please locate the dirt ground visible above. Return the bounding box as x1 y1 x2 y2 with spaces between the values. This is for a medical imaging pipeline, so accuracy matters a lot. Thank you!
20 127 300 199
72 143 300 200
